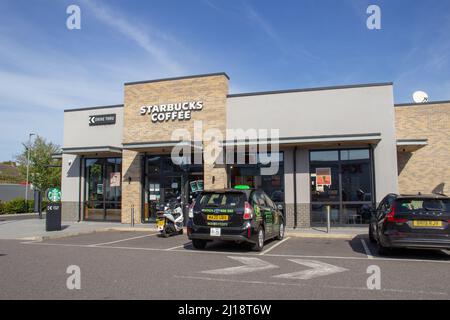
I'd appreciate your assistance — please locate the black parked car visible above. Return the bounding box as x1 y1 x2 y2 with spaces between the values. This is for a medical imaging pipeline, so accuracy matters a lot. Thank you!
369 193 450 255
187 187 285 251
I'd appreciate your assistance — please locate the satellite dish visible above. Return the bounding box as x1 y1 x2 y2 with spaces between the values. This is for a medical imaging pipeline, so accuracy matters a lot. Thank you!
413 91 429 103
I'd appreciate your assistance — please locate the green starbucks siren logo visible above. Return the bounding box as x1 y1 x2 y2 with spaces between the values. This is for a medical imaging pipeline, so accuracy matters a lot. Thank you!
46 188 61 202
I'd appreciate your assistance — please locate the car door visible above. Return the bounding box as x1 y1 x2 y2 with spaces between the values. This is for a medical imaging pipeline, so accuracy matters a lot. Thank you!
376 195 395 240
262 192 278 237
373 198 386 241
252 191 273 237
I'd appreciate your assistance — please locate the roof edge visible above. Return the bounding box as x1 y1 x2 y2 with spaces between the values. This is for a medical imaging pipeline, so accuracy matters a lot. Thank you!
227 82 393 98
395 100 450 107
124 72 230 86
64 104 124 113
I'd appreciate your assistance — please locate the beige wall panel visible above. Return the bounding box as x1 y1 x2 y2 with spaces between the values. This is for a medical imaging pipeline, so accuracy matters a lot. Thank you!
395 102 450 195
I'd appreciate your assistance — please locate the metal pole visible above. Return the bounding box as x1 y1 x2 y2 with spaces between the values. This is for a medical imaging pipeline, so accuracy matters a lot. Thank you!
25 145 30 203
38 190 42 219
131 204 135 228
25 133 35 206
293 147 298 229
326 205 331 233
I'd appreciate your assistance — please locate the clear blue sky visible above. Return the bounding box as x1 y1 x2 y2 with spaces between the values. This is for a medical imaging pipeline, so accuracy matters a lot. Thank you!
0 0 449 161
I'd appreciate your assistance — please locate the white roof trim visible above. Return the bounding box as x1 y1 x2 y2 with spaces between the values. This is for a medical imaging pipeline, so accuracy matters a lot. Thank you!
222 133 382 147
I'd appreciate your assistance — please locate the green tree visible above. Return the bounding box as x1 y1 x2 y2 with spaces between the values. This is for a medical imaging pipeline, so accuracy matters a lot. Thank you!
15 136 61 192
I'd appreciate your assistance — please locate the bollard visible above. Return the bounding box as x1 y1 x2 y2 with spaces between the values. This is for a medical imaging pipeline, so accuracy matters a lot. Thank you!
131 204 135 228
326 205 331 233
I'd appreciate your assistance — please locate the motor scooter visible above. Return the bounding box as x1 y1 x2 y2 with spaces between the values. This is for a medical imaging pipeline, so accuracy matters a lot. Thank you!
156 197 184 237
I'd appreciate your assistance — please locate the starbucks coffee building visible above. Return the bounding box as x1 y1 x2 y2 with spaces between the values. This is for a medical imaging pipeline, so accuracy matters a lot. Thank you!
59 73 450 227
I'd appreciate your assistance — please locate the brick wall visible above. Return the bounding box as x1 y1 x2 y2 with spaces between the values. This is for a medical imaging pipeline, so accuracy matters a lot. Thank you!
121 150 142 224
284 203 310 228
123 75 228 144
122 74 229 223
395 102 450 195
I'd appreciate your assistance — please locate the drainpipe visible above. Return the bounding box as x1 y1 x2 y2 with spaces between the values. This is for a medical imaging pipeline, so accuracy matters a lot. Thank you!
293 147 298 229
78 156 83 222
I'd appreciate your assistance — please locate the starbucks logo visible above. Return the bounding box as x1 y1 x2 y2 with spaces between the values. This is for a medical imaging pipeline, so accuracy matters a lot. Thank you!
46 188 61 203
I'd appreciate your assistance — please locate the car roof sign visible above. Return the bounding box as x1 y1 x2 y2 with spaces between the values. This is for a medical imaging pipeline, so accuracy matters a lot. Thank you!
234 185 250 190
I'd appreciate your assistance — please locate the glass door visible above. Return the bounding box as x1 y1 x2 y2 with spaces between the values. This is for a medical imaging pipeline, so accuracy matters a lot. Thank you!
310 148 374 226
104 158 122 221
142 154 204 223
84 158 122 222
85 159 104 221
143 155 185 223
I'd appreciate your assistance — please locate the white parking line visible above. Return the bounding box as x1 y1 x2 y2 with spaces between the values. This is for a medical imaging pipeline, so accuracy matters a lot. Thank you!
174 275 448 297
360 239 374 259
23 241 450 264
87 233 158 247
259 237 291 255
166 242 192 251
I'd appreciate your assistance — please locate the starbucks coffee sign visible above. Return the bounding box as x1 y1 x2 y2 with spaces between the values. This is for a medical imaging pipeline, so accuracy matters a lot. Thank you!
140 101 203 123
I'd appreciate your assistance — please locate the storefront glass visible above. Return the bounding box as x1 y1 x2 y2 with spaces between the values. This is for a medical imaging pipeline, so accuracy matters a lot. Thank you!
310 148 374 226
143 155 203 223
229 152 285 208
84 158 122 222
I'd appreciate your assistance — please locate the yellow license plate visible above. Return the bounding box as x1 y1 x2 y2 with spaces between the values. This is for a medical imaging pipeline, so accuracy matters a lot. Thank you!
207 215 229 221
412 220 442 228
157 220 165 228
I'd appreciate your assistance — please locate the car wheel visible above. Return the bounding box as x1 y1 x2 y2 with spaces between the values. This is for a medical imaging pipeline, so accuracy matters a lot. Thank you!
192 239 207 250
368 224 376 243
252 228 265 252
276 221 285 240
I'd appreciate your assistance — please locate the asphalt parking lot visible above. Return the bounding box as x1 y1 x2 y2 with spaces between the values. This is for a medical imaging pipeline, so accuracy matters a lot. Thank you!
1 230 449 300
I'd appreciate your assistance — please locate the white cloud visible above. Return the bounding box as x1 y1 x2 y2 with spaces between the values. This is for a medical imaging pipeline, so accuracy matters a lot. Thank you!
243 3 280 43
242 3 318 62
80 0 185 75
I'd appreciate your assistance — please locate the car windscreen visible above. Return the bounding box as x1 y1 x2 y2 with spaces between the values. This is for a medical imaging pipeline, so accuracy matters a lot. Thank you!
396 198 450 213
197 192 246 209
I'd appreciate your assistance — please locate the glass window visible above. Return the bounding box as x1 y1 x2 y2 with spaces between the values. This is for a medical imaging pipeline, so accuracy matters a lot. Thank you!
340 150 372 202
340 149 370 161
343 203 373 224
86 159 104 203
147 156 161 175
396 198 450 213
310 151 340 202
230 152 284 206
310 150 338 162
263 193 276 209
311 204 340 225
252 191 267 207
104 158 122 203
198 192 245 208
